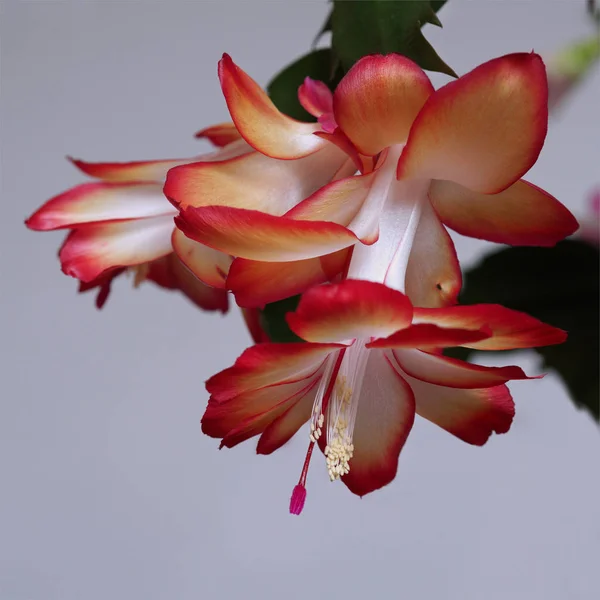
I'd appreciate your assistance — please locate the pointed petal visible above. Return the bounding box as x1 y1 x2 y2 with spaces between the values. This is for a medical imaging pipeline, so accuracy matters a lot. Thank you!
146 254 228 313
174 205 357 262
413 304 567 350
429 179 578 246
202 375 319 443
164 143 347 213
287 279 413 344
219 53 326 158
367 323 491 349
397 53 548 193
392 349 532 389
256 391 314 454
333 54 434 155
401 365 515 445
68 156 195 183
404 198 462 307
194 122 242 146
206 343 342 402
342 349 415 496
59 216 174 282
171 228 231 289
228 249 348 308
298 77 334 118
25 183 174 231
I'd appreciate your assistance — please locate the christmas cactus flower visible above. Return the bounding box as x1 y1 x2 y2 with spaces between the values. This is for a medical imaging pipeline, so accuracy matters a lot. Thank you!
202 280 566 512
171 52 578 309
25 125 247 310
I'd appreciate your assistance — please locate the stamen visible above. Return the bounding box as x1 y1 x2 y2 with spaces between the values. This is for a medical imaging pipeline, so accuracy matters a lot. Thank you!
325 376 355 481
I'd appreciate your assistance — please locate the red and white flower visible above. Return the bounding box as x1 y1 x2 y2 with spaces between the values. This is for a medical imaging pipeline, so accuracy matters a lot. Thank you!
202 279 566 511
171 53 578 309
25 124 247 310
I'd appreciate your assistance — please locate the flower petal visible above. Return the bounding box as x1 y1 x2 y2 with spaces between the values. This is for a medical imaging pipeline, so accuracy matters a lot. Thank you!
241 308 270 343
256 392 315 454
333 54 434 155
165 144 347 212
404 198 462 307
175 205 358 262
146 254 229 313
194 122 242 146
68 156 195 183
413 304 567 351
206 343 342 402
298 77 334 118
26 183 174 231
400 365 515 445
77 268 125 309
228 250 349 308
287 279 413 343
202 375 319 442
397 53 548 193
367 323 491 350
286 170 380 243
341 349 415 496
171 228 231 289
219 53 325 158
59 216 174 282
429 179 578 246
392 349 532 388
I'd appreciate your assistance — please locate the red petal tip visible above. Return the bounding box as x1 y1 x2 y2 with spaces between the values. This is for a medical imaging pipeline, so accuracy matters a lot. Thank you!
289 484 307 515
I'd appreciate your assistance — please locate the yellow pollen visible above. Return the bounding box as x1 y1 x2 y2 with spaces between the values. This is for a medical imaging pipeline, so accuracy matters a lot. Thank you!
326 376 354 482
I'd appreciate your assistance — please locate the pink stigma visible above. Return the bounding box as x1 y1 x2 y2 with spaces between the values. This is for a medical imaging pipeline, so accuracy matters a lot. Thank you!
289 484 307 515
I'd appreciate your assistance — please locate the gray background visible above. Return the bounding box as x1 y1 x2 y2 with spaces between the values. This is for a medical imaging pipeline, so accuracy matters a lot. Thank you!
1 1 599 599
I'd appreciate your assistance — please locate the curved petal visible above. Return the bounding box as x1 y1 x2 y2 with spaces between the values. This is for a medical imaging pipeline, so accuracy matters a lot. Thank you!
286 170 380 243
397 53 548 193
314 129 366 173
171 228 231 289
59 216 174 282
256 391 314 454
404 198 461 307
413 304 567 351
25 182 174 231
206 342 343 401
228 249 348 308
287 279 413 343
219 53 326 158
194 122 242 146
146 254 229 313
68 156 195 183
392 349 532 389
219 381 319 450
333 54 434 155
174 205 358 262
399 364 515 445
367 323 491 350
429 179 578 246
341 349 415 496
202 375 319 442
298 77 334 118
165 143 347 213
